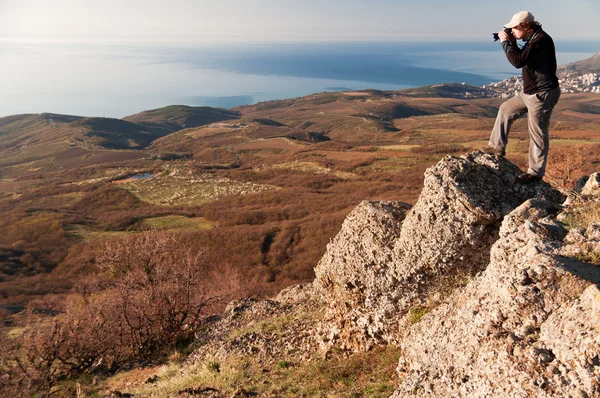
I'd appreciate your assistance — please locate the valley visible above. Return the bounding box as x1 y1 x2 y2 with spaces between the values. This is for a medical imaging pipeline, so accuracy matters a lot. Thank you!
1 85 599 311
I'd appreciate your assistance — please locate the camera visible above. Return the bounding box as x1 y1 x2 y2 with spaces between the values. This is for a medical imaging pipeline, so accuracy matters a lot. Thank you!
493 28 513 42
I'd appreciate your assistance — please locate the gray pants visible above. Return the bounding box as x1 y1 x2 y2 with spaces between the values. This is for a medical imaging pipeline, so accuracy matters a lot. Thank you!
489 86 561 177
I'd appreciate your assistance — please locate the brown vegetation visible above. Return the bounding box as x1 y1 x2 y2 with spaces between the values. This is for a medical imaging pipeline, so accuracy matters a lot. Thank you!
546 144 600 191
0 231 243 397
0 90 598 395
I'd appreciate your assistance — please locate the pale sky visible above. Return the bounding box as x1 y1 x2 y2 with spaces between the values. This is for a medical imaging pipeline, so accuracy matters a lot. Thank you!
1 0 599 42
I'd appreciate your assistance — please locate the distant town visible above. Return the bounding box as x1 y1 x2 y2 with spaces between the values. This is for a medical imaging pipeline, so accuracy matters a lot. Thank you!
486 71 600 98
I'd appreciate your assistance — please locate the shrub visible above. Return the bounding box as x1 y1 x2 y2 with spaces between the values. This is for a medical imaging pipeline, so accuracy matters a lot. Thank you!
3 231 240 396
546 144 600 191
207 360 221 373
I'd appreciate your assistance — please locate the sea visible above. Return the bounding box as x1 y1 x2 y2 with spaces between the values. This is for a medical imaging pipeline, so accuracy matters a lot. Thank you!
1 40 598 119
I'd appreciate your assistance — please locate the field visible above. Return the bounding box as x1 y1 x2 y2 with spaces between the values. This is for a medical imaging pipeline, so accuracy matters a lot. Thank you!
117 170 277 206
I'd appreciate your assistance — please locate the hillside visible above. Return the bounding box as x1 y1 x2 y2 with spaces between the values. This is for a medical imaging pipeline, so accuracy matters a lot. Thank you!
0 74 599 397
564 51 600 73
0 113 165 151
1 89 599 312
26 153 599 397
153 90 600 158
0 105 240 171
0 113 83 153
123 105 241 133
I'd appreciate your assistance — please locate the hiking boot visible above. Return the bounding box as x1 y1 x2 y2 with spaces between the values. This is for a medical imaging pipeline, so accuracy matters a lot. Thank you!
517 172 543 184
481 146 505 157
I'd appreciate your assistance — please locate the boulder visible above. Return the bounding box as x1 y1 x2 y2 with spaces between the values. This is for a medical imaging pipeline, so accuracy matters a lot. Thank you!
393 198 600 397
314 151 564 351
581 172 600 197
314 200 411 350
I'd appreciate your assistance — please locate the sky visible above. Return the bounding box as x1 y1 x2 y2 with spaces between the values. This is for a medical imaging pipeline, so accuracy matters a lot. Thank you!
1 0 599 42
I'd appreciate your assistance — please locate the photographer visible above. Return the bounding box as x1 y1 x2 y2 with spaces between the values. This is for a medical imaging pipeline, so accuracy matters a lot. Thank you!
485 11 561 184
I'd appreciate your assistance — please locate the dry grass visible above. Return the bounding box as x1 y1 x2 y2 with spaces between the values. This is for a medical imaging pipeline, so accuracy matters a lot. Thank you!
562 200 600 229
82 345 401 398
184 127 238 137
408 306 431 324
120 171 277 206
141 216 214 231
356 156 435 173
235 138 306 151
272 161 356 179
377 144 420 151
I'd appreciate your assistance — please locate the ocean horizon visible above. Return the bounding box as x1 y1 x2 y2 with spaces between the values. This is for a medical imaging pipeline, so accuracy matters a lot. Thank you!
1 40 598 119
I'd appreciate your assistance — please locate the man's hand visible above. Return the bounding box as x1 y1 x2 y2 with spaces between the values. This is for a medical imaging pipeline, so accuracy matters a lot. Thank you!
498 30 515 44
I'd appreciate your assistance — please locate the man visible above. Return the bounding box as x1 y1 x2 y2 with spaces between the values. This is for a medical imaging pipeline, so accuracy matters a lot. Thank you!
485 11 561 184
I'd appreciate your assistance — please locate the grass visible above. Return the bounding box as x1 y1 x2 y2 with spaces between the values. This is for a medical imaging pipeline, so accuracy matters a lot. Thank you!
575 251 600 266
207 360 221 373
23 192 85 208
551 139 600 147
356 156 433 173
2 142 72 163
272 161 356 179
86 345 402 398
184 127 237 138
562 200 600 229
6 326 26 339
560 200 600 266
141 216 214 231
67 217 214 242
377 144 420 151
272 161 331 174
408 306 431 324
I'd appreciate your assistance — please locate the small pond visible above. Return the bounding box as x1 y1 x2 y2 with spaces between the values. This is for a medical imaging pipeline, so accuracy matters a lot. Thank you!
130 172 157 180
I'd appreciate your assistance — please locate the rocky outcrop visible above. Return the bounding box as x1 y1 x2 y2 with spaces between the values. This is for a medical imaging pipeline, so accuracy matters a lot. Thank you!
314 152 564 351
393 196 600 397
185 152 598 397
314 200 411 351
581 172 600 197
186 290 323 367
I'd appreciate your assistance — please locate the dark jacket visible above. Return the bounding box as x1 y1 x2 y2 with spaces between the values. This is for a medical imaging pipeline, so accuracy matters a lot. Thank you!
501 27 559 94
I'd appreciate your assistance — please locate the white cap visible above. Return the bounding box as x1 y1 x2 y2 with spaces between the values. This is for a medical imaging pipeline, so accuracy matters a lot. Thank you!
504 11 535 29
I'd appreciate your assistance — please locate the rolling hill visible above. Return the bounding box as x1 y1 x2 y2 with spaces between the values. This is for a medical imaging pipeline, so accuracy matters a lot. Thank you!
563 51 600 73
122 105 240 132
0 105 244 174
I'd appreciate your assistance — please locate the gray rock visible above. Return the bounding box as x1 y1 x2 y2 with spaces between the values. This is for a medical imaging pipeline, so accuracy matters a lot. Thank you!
275 282 318 306
314 152 563 351
580 172 600 197
314 200 410 350
393 198 600 397
183 151 598 398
